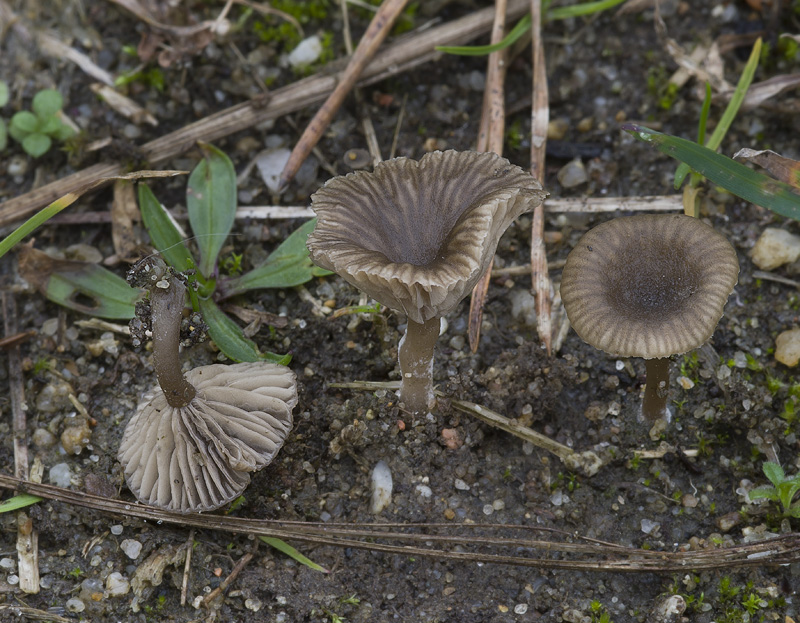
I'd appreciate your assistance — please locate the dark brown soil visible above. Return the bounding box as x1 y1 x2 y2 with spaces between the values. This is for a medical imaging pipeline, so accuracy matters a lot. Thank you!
2 1 800 621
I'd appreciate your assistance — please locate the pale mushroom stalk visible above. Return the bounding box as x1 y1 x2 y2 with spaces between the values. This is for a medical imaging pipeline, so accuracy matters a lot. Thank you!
397 316 439 414
643 358 670 421
150 278 196 408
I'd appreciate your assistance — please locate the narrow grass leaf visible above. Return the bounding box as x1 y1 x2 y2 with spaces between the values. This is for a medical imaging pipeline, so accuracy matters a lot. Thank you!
675 38 761 188
198 297 290 364
435 14 531 56
0 494 42 513
259 537 329 573
138 184 194 273
221 219 330 298
546 0 627 20
187 142 237 278
624 125 800 220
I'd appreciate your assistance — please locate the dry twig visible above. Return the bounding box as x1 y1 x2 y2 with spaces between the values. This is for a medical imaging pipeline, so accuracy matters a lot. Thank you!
278 0 409 189
468 0 510 353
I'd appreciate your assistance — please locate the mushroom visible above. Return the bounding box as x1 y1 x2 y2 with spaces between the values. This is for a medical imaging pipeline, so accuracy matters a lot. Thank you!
118 258 297 512
560 214 739 422
307 150 546 414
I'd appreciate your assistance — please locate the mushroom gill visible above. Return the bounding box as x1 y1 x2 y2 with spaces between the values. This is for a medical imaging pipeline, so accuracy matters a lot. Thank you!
308 150 546 414
560 214 739 422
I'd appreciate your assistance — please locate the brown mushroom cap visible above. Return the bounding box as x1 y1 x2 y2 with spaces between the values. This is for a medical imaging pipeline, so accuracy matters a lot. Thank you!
118 362 297 513
560 214 739 359
307 150 546 324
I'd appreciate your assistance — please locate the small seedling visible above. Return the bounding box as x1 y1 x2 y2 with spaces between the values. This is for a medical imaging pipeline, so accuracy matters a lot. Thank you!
7 88 75 157
749 461 800 517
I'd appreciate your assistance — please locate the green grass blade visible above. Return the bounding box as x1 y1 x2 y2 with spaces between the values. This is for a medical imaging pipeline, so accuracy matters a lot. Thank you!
697 82 712 147
187 143 237 278
259 537 329 573
675 38 761 188
546 0 627 20
0 494 42 514
138 184 195 274
435 14 531 56
624 125 800 220
198 297 289 364
221 219 330 298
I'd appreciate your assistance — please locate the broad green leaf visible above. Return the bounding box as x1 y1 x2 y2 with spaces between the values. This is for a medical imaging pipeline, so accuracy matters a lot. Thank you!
748 487 779 502
220 219 331 298
0 170 186 261
54 122 75 141
198 297 289 364
187 142 237 278
32 89 63 117
22 133 51 158
788 505 800 518
0 494 42 513
763 461 786 487
259 537 329 573
624 125 800 221
38 115 62 135
47 266 138 318
139 183 194 273
10 110 39 135
0 81 9 107
675 38 761 188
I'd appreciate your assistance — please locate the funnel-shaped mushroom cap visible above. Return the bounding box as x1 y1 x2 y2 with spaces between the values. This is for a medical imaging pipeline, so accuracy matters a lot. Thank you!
307 150 546 324
561 214 739 359
118 362 297 513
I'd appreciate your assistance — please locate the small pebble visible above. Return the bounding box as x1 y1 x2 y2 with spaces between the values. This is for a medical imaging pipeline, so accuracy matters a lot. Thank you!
66 598 86 613
415 484 432 498
61 422 92 455
110 525 123 536
715 511 743 532
8 155 28 177
120 539 142 559
775 329 800 367
6 574 19 585
0 558 14 570
286 35 322 68
105 572 130 596
556 158 588 188
454 478 470 491
32 428 57 448
49 463 73 488
640 518 660 535
255 148 292 193
547 119 568 140
370 460 393 514
514 604 528 614
750 228 800 270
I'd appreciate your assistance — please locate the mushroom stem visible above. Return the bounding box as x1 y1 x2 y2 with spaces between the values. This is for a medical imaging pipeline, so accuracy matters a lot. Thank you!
642 358 670 422
151 278 196 408
397 316 440 414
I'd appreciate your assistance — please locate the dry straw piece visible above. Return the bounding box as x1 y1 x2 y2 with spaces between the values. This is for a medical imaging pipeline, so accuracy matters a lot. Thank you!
308 150 546 414
560 214 739 421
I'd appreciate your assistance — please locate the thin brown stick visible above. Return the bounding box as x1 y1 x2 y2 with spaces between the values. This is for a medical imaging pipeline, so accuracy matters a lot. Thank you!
529 0 552 355
180 528 194 606
203 549 255 606
1 474 800 572
278 0 409 189
2 291 39 595
468 0 509 353
0 0 530 228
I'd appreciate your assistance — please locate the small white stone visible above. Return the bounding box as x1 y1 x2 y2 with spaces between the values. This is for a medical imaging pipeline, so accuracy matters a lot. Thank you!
66 598 86 613
286 35 322 68
7 574 19 585
105 572 130 596
482 504 494 516
556 158 588 188
514 604 528 614
49 463 73 488
775 329 800 367
0 558 15 570
245 598 263 612
120 539 142 559
415 484 432 498
750 228 800 270
550 490 568 506
640 518 660 535
255 148 292 193
110 525 123 536
509 290 537 326
454 478 470 491
370 460 393 514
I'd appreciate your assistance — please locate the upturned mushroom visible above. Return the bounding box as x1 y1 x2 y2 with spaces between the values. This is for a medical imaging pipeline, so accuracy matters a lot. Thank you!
560 214 739 422
307 150 546 414
118 258 297 512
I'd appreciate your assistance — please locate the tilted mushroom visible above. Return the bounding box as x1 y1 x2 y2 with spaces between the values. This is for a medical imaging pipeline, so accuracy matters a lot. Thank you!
307 150 546 414
118 258 297 512
560 214 739 422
